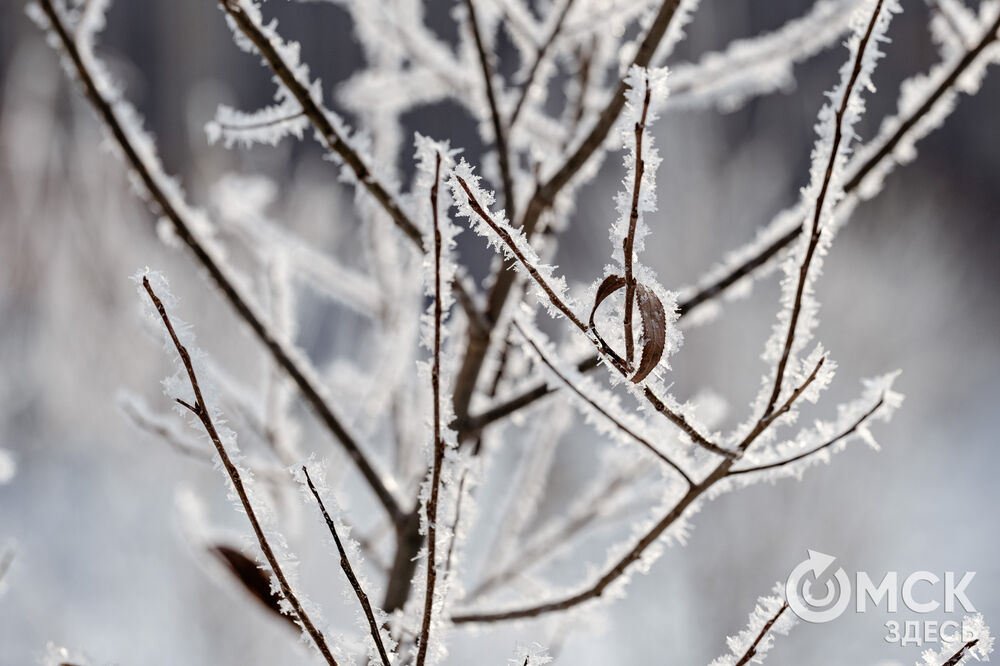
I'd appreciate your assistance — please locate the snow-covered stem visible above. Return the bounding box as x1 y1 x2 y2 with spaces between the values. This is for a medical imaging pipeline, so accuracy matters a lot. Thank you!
729 393 884 476
733 601 789 666
462 0 515 218
31 0 404 525
622 74 652 368
416 153 446 666
140 277 340 666
762 0 894 417
300 466 392 666
218 0 423 249
916 613 993 665
709 586 797 666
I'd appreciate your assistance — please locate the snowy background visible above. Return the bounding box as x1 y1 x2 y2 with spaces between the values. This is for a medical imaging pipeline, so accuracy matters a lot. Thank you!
0 0 999 664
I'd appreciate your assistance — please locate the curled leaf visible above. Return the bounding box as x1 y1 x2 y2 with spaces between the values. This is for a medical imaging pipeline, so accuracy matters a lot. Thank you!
588 274 628 370
632 284 666 383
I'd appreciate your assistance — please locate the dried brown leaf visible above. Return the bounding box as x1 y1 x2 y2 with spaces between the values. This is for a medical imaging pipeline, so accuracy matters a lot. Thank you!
631 284 666 383
210 544 298 631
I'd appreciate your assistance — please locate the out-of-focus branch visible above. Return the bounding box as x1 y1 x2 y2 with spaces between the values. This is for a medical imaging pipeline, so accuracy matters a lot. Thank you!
462 0 515 219
508 0 577 129
141 277 339 666
218 0 422 249
34 0 404 525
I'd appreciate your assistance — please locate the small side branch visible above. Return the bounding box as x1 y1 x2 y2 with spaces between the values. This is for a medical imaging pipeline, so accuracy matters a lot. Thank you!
141 277 339 666
463 0 515 219
301 467 392 666
622 75 652 367
734 601 789 666
728 395 885 477
508 0 577 129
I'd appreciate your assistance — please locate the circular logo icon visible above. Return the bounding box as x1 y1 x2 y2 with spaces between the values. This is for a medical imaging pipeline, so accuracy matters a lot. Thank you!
785 550 851 623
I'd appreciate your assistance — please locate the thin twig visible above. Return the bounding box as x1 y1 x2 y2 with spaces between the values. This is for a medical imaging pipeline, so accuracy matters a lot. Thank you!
762 0 886 417
463 0 516 219
301 466 392 666
35 0 404 525
141 277 339 666
508 0 577 129
215 110 306 134
735 356 826 455
734 601 789 666
728 395 885 476
513 320 692 485
416 154 446 666
623 75 652 368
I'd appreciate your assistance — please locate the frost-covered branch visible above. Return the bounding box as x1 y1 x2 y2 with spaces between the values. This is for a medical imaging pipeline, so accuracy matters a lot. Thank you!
30 0 404 524
301 466 393 666
708 586 796 666
916 614 993 666
217 0 423 249
140 276 340 666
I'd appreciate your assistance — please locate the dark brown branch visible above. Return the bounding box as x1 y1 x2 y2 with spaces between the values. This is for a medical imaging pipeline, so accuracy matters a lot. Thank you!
508 0 577 129
141 277 339 666
623 76 652 368
218 0 423 249
762 0 885 417
0 548 14 588
735 356 826 454
463 0 516 219
467 464 646 600
941 639 980 666
729 396 884 476
734 601 789 666
301 467 392 666
416 154 446 666
513 321 692 485
35 0 403 525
